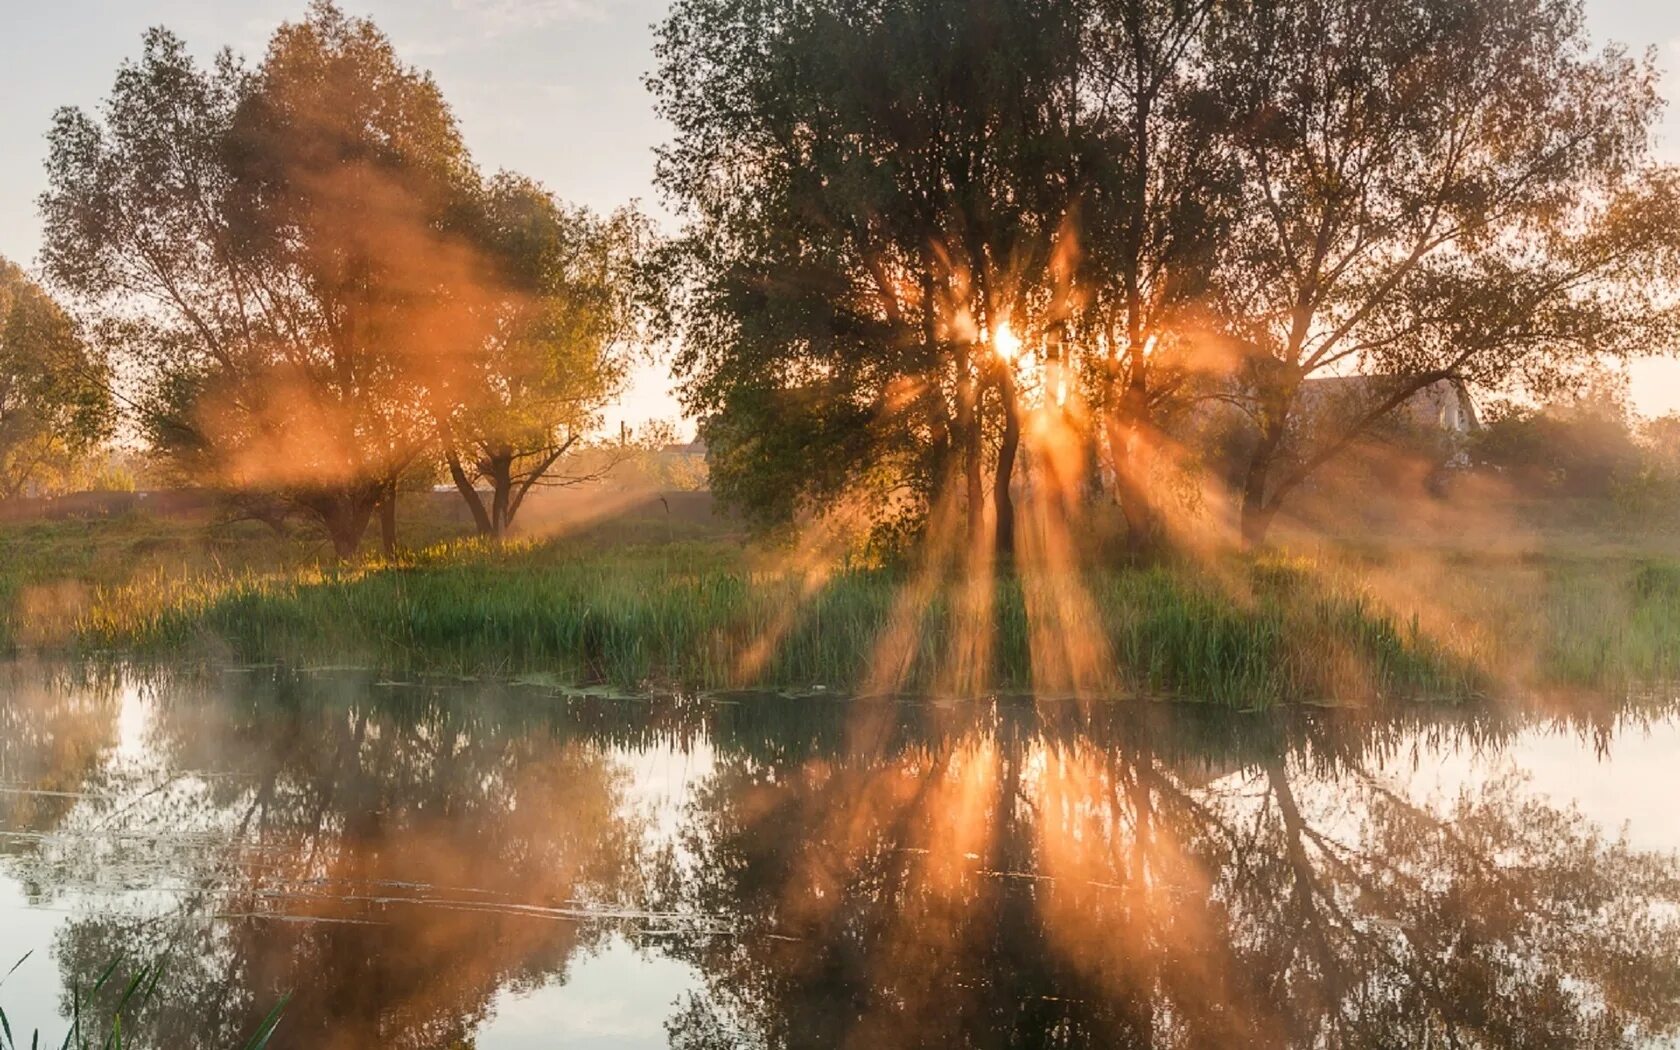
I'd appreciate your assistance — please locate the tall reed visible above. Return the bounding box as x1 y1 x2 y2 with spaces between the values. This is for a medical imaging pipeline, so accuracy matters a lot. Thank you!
63 540 1680 706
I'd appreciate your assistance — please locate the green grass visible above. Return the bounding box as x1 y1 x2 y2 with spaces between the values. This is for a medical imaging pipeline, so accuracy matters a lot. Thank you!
4 510 1678 706
0 951 288 1050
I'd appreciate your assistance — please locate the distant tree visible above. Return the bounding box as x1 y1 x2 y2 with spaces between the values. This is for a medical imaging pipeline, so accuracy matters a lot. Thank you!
436 174 650 540
41 3 479 558
604 420 711 493
1643 413 1680 477
1473 383 1644 499
0 258 113 500
1626 412 1680 524
1205 0 1680 545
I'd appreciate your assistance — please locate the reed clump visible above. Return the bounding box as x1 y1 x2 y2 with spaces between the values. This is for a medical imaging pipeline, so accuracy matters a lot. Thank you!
54 537 1680 706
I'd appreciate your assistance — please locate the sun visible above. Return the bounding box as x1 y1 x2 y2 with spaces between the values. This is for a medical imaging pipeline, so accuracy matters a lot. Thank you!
993 322 1023 362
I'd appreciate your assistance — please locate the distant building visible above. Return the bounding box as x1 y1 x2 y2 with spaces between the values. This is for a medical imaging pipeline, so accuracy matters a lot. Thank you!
661 438 707 457
1298 375 1480 436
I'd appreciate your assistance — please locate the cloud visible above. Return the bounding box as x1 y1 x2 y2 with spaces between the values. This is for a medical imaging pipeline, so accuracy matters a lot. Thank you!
450 0 606 33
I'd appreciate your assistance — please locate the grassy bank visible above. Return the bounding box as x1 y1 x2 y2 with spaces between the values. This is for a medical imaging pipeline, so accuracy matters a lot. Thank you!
4 511 1676 705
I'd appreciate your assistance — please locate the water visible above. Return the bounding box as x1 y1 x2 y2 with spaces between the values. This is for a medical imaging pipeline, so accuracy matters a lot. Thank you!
3 664 1680 1048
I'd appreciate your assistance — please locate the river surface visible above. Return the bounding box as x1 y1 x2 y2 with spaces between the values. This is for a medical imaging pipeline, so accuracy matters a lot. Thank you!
3 664 1680 1048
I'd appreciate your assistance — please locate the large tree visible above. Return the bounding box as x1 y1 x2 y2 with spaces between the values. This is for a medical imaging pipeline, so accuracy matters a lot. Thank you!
652 0 1088 556
656 0 1680 556
41 3 479 558
0 259 113 500
1207 0 1680 545
436 174 649 540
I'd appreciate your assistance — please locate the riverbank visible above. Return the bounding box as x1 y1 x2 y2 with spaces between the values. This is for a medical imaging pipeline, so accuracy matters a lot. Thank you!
3 511 1676 704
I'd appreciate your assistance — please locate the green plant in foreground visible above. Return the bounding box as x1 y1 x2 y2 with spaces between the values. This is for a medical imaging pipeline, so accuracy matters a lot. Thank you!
0 953 287 1050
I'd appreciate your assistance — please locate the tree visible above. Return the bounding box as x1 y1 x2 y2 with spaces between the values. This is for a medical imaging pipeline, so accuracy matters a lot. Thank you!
1473 388 1643 498
436 174 648 540
1068 0 1238 550
0 259 113 499
655 0 1680 556
41 3 479 558
1205 0 1680 545
651 0 1087 557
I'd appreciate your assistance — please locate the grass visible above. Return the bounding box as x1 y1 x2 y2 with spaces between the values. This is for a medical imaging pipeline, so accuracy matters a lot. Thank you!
0 952 288 1050
3 504 1677 706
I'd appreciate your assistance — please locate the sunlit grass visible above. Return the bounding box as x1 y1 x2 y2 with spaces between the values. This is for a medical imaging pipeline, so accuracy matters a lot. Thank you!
4 512 1677 705
36 543 1677 706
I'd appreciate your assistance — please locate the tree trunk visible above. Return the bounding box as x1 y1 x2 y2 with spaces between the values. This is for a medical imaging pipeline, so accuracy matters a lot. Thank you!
956 344 985 546
378 487 397 557
324 498 373 562
488 452 514 542
1098 350 1157 556
328 527 360 561
1239 423 1285 549
445 447 493 535
1239 491 1279 550
994 370 1020 564
1115 65 1156 556
1111 377 1158 555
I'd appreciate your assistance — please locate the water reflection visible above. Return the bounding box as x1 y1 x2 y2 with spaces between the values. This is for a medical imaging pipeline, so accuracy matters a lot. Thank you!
0 663 122 847
658 701 1680 1048
2 668 1680 1048
6 669 650 1048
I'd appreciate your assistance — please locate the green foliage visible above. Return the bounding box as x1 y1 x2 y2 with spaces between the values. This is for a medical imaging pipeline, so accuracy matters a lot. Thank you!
1471 392 1680 521
0 259 113 499
41 4 655 555
1475 395 1635 497
1619 413 1680 520
38 5 468 556
652 0 1680 546
1206 0 1680 540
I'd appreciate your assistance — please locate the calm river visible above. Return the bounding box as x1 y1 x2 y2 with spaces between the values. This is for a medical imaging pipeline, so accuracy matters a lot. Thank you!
3 664 1679 1048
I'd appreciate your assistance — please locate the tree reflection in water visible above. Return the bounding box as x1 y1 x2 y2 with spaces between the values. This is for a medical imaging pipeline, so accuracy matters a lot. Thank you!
3 669 1680 1049
658 700 1680 1049
9 670 650 1049
0 663 123 851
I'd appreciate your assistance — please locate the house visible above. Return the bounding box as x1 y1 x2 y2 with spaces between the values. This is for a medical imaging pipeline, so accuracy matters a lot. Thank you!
661 438 707 458
1182 372 1485 496
1297 375 1480 436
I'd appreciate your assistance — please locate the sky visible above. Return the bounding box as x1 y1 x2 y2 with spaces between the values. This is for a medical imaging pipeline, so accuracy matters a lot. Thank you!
2 0 1679 428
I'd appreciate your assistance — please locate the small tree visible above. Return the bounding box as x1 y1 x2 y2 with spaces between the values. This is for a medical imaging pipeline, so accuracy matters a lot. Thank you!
1472 382 1644 498
0 259 113 499
436 174 648 539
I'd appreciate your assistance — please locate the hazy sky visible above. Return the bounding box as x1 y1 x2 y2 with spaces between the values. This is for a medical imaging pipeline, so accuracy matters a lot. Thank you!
2 0 1678 427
